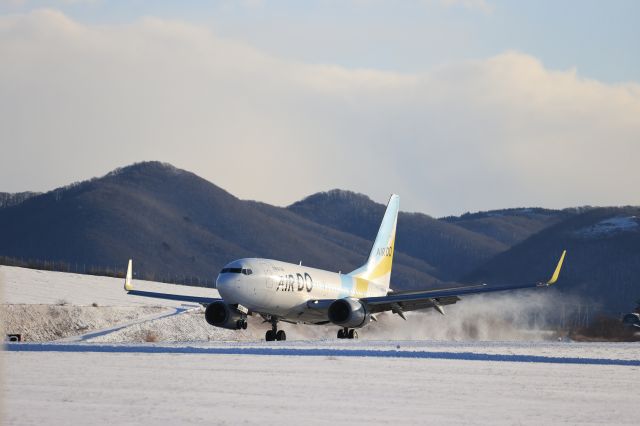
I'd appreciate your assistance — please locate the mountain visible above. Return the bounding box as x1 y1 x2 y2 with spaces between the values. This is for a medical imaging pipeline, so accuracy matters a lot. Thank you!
465 207 640 313
441 207 576 246
0 162 439 289
288 190 509 281
1 162 638 314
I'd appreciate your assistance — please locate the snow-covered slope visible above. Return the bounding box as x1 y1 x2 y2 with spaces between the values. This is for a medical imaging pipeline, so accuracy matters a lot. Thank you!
576 215 640 237
1 265 218 306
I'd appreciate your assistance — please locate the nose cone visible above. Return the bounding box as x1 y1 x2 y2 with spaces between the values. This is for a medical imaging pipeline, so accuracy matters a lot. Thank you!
215 273 227 290
216 269 232 287
215 272 233 300
215 260 245 298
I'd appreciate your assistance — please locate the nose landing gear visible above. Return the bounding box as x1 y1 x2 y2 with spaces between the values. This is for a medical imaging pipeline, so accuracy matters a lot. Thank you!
265 318 286 341
337 327 358 339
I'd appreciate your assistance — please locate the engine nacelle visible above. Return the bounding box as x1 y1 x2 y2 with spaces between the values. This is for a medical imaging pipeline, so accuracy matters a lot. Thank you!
205 301 244 330
328 298 370 328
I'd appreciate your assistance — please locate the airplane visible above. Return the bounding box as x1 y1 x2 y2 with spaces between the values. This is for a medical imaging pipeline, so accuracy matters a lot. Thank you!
124 194 567 341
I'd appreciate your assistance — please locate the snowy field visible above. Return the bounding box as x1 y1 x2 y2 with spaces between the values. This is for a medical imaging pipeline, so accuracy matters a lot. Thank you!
1 265 218 307
6 341 640 426
0 265 589 343
3 265 640 425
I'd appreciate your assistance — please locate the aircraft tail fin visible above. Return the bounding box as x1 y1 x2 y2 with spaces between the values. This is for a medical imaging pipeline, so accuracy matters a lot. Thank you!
349 194 399 290
546 250 566 285
124 259 133 291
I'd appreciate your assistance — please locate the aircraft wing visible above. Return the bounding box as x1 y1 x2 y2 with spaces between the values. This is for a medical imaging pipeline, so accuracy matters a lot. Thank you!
363 281 543 314
362 250 566 315
126 290 219 305
123 259 218 305
308 250 566 316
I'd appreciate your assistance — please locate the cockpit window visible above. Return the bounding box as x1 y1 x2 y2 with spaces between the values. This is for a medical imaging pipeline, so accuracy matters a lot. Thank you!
219 267 252 275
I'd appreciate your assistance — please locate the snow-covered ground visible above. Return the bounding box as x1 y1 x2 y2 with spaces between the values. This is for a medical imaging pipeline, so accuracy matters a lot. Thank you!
1 265 221 342
3 265 640 425
1 265 218 306
1 304 166 341
1 265 584 343
5 341 640 425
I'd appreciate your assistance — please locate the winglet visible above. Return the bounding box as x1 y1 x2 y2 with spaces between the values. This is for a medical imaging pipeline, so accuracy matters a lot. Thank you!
124 259 133 291
546 250 566 285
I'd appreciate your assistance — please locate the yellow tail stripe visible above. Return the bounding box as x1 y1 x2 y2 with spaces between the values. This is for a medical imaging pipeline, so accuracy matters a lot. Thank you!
547 250 566 285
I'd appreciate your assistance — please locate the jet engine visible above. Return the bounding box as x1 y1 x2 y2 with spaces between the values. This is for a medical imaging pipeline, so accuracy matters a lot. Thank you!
205 301 245 330
328 298 370 328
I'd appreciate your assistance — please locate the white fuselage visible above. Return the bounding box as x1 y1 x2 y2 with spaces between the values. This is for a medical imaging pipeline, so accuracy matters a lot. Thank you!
215 258 387 323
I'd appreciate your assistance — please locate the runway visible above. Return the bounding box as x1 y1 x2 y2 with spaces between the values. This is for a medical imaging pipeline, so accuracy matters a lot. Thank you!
7 340 640 366
6 340 640 425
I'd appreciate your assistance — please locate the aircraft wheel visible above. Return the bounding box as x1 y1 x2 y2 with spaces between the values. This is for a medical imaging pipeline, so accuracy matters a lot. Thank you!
265 330 275 341
242 320 248 330
348 329 358 339
276 330 286 341
337 329 345 339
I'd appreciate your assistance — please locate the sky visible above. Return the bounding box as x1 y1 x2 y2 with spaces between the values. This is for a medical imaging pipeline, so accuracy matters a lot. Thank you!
0 0 639 216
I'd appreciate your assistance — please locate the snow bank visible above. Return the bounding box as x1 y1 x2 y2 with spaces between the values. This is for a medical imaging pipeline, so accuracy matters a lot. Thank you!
1 266 219 342
1 304 166 342
86 308 250 343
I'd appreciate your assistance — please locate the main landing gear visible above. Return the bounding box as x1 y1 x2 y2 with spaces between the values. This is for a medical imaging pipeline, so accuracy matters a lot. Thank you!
337 327 358 339
265 318 286 342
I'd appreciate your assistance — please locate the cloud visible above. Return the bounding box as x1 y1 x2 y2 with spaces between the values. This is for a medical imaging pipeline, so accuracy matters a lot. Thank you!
0 0 24 6
439 0 492 13
0 10 638 215
352 0 492 13
0 0 98 6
